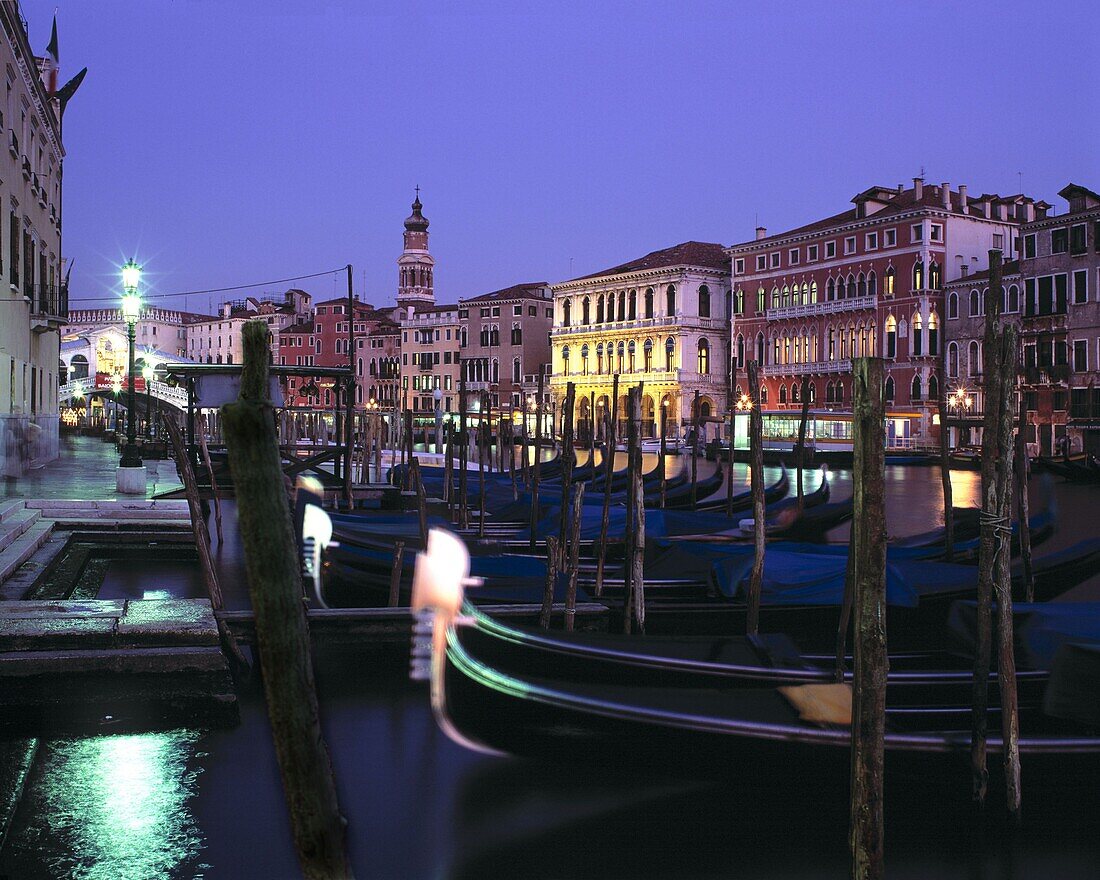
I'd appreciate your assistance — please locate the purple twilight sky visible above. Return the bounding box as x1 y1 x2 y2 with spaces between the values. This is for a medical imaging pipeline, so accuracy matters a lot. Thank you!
24 0 1100 313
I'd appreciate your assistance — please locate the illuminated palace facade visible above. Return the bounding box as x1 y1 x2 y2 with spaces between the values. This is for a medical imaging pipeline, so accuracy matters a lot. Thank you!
550 242 731 439
727 180 1039 450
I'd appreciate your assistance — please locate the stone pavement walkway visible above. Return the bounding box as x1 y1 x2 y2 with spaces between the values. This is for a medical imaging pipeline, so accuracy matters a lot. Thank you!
0 434 183 501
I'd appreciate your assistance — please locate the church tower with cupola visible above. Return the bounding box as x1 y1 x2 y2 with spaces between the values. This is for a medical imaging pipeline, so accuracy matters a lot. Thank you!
397 188 435 309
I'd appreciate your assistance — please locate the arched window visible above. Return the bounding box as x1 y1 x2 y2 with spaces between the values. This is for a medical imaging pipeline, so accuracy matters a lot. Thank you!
857 273 867 297
827 326 836 360
697 337 710 374
726 290 733 318
885 315 897 359
759 385 768 405
928 374 939 402
773 335 781 365
928 311 939 356
827 278 836 300
666 285 676 315
616 340 626 372
756 333 765 364
884 266 896 296
912 260 924 291
734 383 743 400
929 261 941 289
645 288 654 319
665 337 675 371
699 284 711 318
628 340 636 372
629 289 637 320
968 340 980 377
808 381 816 403
1007 284 1020 313
617 291 627 321
948 341 959 377
867 272 877 297
582 297 591 324
810 280 818 303
643 338 653 371
911 375 922 402
783 335 791 365
792 382 801 403
772 286 781 308
781 285 790 307
596 342 604 374
736 334 745 368
826 381 835 404
561 345 570 373
847 274 857 298
580 344 589 375
562 299 571 326
859 322 869 358
597 295 605 323
948 291 959 319
885 376 895 401
969 289 980 317
912 312 924 357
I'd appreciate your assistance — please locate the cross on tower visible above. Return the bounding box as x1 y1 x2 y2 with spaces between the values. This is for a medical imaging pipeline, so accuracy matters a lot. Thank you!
415 184 420 199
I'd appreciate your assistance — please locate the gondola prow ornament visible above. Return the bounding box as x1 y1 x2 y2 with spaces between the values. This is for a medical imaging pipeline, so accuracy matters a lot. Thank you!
410 528 481 682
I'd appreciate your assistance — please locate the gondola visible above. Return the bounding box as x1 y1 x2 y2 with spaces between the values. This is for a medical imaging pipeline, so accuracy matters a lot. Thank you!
411 530 1100 783
1037 455 1100 484
652 465 727 509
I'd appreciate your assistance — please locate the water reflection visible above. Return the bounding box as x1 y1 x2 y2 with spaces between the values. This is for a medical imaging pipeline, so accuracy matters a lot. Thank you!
9 731 206 879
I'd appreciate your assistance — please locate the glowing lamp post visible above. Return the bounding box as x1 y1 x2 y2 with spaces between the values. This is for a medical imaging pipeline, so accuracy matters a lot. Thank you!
433 387 444 453
116 259 147 492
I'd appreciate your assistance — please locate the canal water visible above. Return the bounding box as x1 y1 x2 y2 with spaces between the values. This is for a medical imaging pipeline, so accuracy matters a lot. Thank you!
3 449 1100 878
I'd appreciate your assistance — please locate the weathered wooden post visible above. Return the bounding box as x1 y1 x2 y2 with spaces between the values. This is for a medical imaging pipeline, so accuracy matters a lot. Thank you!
538 536 560 630
727 357 737 517
564 482 586 632
993 322 1023 821
388 540 405 608
409 458 429 548
1015 393 1034 602
938 339 955 561
459 367 469 530
506 418 518 501
690 389 700 510
197 413 224 546
659 393 668 509
221 321 352 880
628 385 646 634
478 392 489 538
558 383 577 551
588 390 597 486
848 356 888 880
796 375 811 514
745 361 766 635
594 374 619 597
529 371 544 551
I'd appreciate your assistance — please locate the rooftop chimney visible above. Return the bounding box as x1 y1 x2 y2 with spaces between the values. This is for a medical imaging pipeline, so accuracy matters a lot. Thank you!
755 226 767 240
959 185 968 214
941 182 951 209
1025 201 1035 222
980 197 991 218
913 177 923 200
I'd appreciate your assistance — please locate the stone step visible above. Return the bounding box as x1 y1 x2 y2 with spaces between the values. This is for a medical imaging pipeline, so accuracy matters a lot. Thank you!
0 500 25 523
0 522 53 583
33 508 192 520
0 508 41 553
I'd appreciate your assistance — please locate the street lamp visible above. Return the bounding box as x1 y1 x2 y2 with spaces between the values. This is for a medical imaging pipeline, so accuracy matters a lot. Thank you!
116 259 147 492
433 386 444 453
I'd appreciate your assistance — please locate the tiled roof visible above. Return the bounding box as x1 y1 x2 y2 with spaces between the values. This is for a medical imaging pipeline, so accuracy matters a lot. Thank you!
461 282 549 304
281 321 315 334
945 260 1021 285
732 184 1038 248
568 241 730 282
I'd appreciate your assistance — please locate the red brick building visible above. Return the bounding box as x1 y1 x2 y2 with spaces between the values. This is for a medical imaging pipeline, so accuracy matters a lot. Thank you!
727 179 1039 451
279 297 400 409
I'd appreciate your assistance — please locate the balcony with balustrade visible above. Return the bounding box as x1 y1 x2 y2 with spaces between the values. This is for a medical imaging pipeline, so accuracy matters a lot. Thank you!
762 358 852 377
767 294 877 322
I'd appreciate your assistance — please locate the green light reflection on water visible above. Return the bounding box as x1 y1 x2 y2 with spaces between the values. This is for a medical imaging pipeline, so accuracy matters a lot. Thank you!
21 730 207 880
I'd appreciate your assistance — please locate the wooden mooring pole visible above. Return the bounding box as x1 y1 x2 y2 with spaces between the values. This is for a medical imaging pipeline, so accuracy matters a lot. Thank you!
538 536 560 630
745 361 765 635
529 371 544 551
478 393 489 538
1015 393 1034 602
628 385 645 634
690 389 700 510
727 357 737 517
388 540 405 608
594 374 619 597
564 483 585 632
558 383 576 551
939 339 955 562
796 375 811 514
222 321 352 880
459 368 469 530
848 356 888 880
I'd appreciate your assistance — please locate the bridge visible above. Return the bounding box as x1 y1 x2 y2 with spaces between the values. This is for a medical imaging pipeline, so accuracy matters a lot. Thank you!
59 379 189 411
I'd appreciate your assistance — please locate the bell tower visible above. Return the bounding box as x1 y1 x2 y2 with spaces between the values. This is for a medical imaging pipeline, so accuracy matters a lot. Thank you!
397 188 435 308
